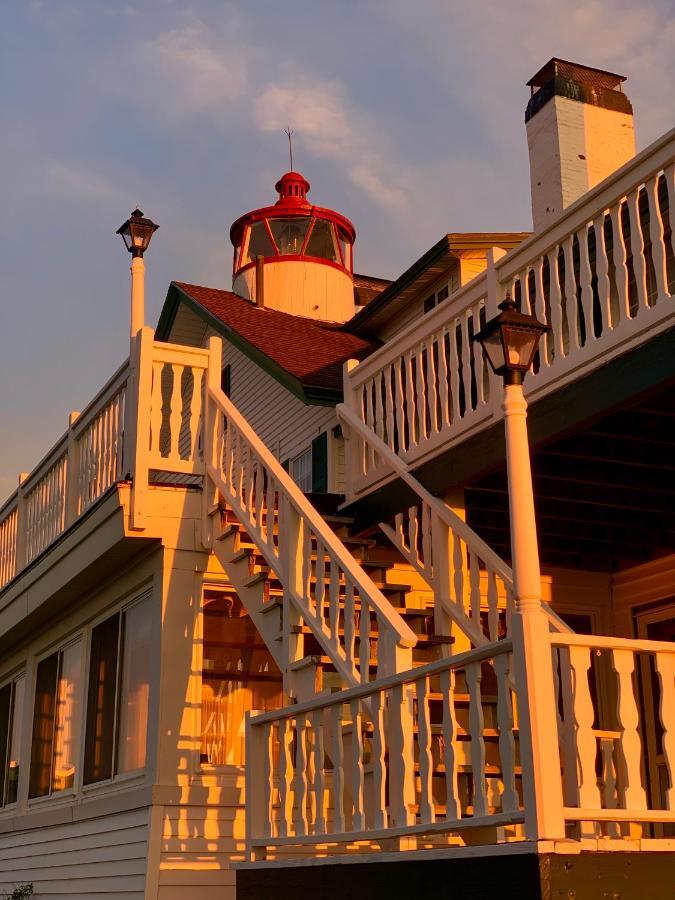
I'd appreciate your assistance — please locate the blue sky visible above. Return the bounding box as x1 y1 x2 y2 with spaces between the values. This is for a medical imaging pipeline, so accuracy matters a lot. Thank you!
1 0 674 495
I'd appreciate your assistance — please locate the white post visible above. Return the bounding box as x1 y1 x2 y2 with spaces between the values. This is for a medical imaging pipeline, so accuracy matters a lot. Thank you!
342 358 361 502
503 379 565 841
201 335 222 549
130 255 145 344
128 326 154 530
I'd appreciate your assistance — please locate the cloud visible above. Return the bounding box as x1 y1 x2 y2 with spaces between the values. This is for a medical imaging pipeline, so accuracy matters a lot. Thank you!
143 20 249 113
254 79 409 212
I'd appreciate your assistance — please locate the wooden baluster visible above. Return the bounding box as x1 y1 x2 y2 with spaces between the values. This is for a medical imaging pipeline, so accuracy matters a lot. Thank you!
371 689 387 829
169 364 184 461
374 371 385 446
533 256 549 365
416 676 435 824
244 448 255 520
494 652 518 813
364 379 376 469
469 551 481 631
343 579 356 667
350 698 365 831
654 652 675 810
440 667 460 820
421 502 432 577
302 525 313 615
426 335 438 435
384 366 396 451
577 225 594 343
331 704 345 832
408 505 419 567
295 714 308 837
487 569 499 642
667 162 675 257
404 351 417 448
264 722 275 839
611 648 647 811
388 683 415 827
265 473 275 552
569 646 600 833
415 345 428 440
223 412 233 485
278 717 294 838
393 358 407 452
329 560 340 643
627 188 649 312
359 600 370 680
190 367 203 462
547 247 565 360
563 235 580 353
312 708 326 834
610 201 630 326
467 660 487 818
594 214 612 335
556 647 579 806
437 328 450 429
315 540 326 624
452 530 466 613
472 306 487 406
460 312 472 413
599 736 620 836
449 321 461 424
646 174 669 302
150 361 164 459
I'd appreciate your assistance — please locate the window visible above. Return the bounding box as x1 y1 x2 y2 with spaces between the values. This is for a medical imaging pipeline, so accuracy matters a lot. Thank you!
83 595 152 785
243 221 275 264
290 448 313 492
336 228 352 270
221 364 231 398
268 218 311 255
305 219 339 262
201 589 283 766
28 641 82 798
0 674 24 806
423 285 449 314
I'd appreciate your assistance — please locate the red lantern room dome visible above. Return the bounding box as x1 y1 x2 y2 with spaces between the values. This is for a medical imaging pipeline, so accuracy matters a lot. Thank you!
229 171 356 281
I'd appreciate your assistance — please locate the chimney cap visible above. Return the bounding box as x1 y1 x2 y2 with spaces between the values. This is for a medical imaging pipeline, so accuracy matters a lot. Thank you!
527 57 627 91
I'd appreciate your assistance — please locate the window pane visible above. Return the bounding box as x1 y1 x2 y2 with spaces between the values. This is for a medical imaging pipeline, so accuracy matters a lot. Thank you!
201 591 283 766
52 642 81 792
291 448 312 492
0 684 10 806
117 599 152 774
268 218 310 255
84 614 120 784
305 219 338 262
6 677 24 805
337 228 351 269
243 221 275 264
29 653 59 798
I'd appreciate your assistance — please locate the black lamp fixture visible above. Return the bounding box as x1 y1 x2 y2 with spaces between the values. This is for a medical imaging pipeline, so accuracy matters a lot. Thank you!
473 294 550 384
116 208 159 257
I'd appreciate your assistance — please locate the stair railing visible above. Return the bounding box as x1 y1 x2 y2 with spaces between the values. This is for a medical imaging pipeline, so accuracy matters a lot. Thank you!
337 401 571 643
202 337 417 689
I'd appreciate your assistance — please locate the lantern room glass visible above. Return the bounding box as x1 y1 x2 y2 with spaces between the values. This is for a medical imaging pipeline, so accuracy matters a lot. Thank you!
306 219 339 263
244 221 276 264
269 218 311 255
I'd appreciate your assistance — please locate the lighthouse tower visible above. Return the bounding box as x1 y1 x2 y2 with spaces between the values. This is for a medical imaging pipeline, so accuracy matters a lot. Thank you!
229 171 356 323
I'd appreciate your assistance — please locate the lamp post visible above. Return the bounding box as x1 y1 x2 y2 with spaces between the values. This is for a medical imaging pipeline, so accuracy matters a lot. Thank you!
473 296 565 841
116 208 159 342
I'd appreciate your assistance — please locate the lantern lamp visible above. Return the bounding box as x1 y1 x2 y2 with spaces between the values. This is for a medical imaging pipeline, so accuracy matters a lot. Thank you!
473 295 550 384
116 208 159 257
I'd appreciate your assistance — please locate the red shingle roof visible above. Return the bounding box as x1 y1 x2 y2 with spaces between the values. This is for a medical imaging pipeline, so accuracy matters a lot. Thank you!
173 282 378 395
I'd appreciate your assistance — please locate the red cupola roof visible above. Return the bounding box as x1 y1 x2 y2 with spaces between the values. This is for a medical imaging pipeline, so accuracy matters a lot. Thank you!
274 171 310 206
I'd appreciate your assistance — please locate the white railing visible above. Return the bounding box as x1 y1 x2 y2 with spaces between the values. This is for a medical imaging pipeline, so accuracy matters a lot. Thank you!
345 128 675 498
551 633 675 833
0 360 131 589
338 403 571 645
246 639 522 856
203 340 417 688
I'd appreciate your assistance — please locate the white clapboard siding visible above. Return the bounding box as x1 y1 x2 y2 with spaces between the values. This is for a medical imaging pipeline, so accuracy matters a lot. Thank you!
0 807 149 899
164 304 341 488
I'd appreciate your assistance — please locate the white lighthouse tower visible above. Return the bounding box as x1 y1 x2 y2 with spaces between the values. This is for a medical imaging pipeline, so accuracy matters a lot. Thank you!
229 171 356 323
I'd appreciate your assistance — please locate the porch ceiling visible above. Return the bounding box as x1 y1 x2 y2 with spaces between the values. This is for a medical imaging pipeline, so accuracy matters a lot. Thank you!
466 383 675 572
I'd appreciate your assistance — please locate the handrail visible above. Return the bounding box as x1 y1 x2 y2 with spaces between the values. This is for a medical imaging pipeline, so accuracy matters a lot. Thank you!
206 376 416 688
338 402 573 637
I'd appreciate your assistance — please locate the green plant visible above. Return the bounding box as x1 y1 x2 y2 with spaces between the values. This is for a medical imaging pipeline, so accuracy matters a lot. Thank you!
6 885 33 900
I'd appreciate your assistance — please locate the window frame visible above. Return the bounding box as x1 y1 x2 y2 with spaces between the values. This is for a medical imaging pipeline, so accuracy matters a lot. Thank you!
81 592 153 791
0 671 25 809
27 636 84 803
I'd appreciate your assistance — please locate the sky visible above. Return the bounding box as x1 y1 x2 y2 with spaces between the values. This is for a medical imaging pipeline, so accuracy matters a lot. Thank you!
1 0 674 497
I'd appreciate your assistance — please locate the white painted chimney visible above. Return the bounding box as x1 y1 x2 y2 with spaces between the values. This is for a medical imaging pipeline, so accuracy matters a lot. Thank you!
525 58 636 232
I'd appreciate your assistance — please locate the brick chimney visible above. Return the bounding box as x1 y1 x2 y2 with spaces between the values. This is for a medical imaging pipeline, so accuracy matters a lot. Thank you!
525 58 636 231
